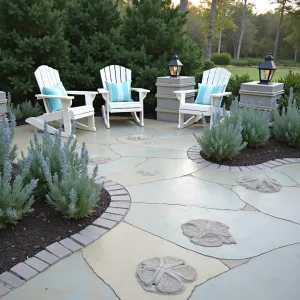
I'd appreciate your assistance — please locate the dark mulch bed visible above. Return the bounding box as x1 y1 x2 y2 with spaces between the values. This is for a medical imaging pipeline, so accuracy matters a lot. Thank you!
201 137 300 166
0 188 111 273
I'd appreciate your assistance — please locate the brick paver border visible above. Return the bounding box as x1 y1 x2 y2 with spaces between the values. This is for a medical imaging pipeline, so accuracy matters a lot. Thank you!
0 177 131 296
187 144 300 171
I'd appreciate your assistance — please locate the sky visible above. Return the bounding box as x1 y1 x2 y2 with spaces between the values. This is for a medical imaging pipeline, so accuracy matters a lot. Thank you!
173 0 278 14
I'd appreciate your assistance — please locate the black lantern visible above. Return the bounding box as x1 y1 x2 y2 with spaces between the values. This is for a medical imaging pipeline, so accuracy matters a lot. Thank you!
168 54 183 77
258 53 277 84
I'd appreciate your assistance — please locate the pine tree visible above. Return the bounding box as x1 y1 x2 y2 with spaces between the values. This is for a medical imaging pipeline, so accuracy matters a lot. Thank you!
0 0 69 101
64 0 121 90
118 0 204 96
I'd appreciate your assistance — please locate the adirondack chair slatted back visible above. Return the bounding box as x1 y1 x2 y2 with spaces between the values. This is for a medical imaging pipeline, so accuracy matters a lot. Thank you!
199 67 231 105
201 68 231 87
34 65 62 113
100 65 132 90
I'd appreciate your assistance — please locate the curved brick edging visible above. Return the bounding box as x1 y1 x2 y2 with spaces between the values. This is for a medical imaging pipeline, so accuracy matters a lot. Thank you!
0 177 131 297
187 144 300 171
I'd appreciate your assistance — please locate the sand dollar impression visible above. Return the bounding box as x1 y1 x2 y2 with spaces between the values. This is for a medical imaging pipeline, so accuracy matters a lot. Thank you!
136 257 197 295
136 169 159 176
181 219 236 247
237 174 282 193
126 135 152 141
89 155 112 165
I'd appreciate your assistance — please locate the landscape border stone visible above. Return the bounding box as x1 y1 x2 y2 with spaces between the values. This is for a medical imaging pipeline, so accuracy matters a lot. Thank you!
0 177 131 297
187 145 300 171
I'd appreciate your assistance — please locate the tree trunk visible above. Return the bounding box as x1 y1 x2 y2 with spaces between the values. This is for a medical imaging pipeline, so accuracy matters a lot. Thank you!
218 30 222 53
294 50 298 63
180 0 188 31
205 0 217 60
236 0 247 62
273 1 286 60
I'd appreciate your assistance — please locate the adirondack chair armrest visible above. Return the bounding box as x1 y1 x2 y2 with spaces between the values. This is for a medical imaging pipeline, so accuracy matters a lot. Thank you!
131 88 150 93
66 91 97 106
131 88 150 103
97 88 109 94
211 92 232 98
211 92 232 107
174 89 198 104
97 88 109 101
66 91 98 96
35 94 74 101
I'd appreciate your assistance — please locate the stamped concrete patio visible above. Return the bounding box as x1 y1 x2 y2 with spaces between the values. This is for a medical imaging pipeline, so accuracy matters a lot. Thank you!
2 117 300 300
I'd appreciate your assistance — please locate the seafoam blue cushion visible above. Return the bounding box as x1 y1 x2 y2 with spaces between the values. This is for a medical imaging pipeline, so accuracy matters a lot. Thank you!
105 81 132 102
195 83 226 106
42 82 67 112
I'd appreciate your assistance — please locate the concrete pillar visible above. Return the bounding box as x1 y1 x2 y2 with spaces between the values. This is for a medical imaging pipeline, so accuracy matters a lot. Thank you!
239 81 284 121
0 91 7 113
155 76 196 122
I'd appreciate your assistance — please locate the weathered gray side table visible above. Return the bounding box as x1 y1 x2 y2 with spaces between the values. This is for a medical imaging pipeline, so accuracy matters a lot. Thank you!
155 76 195 123
239 81 284 121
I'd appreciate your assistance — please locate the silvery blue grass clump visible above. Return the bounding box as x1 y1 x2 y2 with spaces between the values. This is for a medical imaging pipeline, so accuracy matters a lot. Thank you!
21 122 82 195
41 142 102 219
0 112 17 172
7 92 43 120
194 110 247 162
0 157 38 229
274 88 300 148
223 98 270 147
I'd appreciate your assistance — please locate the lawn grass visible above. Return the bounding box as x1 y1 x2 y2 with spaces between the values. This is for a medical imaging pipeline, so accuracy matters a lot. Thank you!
225 66 300 81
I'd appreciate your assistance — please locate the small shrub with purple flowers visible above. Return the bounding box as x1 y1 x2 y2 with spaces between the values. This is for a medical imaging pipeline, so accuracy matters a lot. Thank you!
274 88 300 149
21 122 82 195
223 98 270 147
41 144 101 219
194 110 247 161
21 122 102 219
0 114 37 228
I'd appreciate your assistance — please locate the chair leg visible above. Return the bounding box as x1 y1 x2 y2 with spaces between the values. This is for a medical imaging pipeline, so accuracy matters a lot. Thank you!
26 117 60 135
75 115 96 132
178 112 184 129
131 111 144 127
101 105 110 129
87 115 96 131
140 110 144 127
178 114 201 129
62 110 73 138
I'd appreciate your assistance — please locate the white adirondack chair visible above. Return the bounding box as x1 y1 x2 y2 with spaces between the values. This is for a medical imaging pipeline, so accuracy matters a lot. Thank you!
174 68 232 129
98 65 150 128
26 65 97 137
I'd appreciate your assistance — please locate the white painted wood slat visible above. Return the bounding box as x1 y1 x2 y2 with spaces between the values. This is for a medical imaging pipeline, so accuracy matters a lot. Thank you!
206 68 217 85
120 67 126 82
115 65 121 83
109 65 116 83
213 68 222 85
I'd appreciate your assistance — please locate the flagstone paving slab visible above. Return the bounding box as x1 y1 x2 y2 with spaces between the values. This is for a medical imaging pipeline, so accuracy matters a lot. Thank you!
2 252 118 300
81 143 120 160
108 158 203 186
189 243 300 300
192 167 297 186
88 156 146 178
233 186 300 224
127 177 245 210
118 134 196 152
125 203 300 259
75 127 126 145
83 223 228 300
274 163 300 185
110 143 187 159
